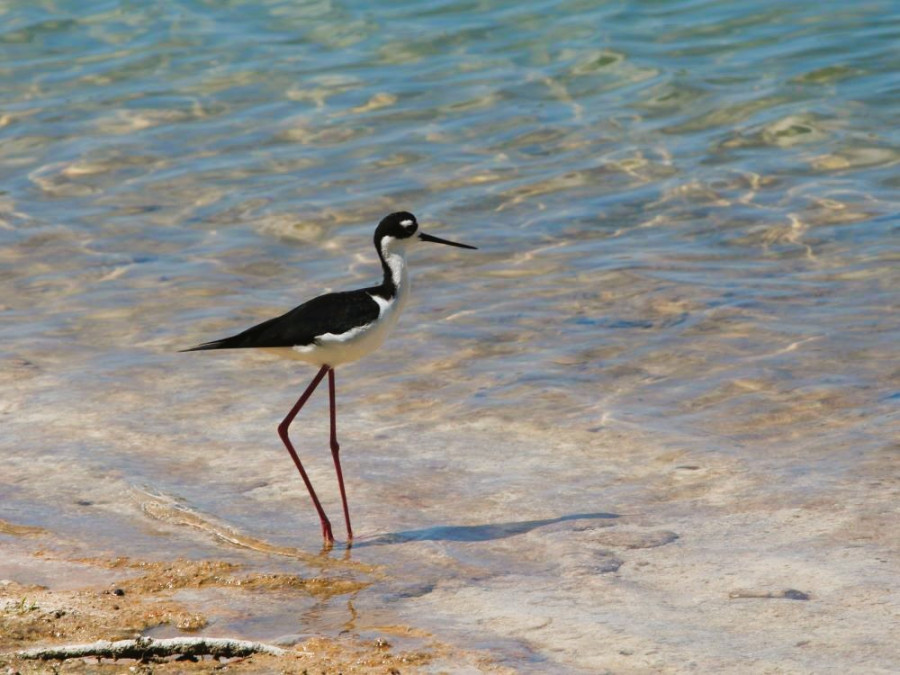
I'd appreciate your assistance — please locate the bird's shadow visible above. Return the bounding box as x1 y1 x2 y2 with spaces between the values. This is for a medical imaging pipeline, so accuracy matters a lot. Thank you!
351 511 618 548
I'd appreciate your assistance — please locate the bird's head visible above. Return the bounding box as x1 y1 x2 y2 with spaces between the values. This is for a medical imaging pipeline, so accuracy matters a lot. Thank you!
374 211 476 257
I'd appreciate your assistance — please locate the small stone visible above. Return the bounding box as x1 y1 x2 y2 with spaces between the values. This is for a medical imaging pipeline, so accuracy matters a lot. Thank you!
782 589 810 601
594 552 624 574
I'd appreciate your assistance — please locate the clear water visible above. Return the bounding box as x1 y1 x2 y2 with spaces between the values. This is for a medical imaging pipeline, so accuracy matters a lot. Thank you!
2 0 898 671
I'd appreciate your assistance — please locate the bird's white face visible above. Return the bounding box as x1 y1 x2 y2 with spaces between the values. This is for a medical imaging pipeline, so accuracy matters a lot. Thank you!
379 232 418 257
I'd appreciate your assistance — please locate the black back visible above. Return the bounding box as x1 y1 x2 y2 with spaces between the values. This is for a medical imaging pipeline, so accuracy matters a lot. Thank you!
183 211 422 352
183 288 381 351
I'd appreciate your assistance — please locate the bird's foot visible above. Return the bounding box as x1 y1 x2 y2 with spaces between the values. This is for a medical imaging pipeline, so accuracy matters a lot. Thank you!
321 519 335 545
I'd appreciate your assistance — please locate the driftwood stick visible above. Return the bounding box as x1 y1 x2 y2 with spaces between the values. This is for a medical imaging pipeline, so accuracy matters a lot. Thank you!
16 636 287 661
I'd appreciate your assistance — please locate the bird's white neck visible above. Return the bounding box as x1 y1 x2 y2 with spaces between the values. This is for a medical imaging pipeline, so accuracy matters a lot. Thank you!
377 236 411 300
384 250 408 291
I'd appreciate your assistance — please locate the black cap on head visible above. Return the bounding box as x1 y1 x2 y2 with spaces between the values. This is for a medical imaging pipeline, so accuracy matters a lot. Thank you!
375 212 419 244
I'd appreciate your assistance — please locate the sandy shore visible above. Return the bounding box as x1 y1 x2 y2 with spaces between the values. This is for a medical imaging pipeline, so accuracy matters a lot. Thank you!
0 537 502 674
2 417 898 673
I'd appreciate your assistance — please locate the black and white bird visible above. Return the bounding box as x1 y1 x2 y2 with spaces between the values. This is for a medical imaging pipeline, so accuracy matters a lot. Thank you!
183 212 476 544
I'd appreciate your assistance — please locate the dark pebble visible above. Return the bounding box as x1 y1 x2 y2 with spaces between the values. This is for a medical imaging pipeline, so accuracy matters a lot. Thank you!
783 589 810 601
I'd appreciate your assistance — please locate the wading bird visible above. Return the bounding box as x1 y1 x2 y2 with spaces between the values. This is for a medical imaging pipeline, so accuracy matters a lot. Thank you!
183 212 476 543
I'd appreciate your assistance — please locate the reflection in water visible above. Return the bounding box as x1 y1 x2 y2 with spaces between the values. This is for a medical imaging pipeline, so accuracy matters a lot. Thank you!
354 512 620 546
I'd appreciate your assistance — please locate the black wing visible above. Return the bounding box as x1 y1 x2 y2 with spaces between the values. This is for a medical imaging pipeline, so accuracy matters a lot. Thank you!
183 288 381 351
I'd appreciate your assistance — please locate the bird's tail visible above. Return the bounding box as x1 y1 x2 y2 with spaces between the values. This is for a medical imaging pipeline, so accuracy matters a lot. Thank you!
181 314 283 352
179 337 238 352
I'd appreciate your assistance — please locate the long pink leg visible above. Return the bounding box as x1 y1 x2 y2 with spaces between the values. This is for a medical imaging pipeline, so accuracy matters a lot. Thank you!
328 368 353 540
277 364 333 542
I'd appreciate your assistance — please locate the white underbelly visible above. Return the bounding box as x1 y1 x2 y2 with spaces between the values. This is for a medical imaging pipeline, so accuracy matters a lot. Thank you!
264 289 407 367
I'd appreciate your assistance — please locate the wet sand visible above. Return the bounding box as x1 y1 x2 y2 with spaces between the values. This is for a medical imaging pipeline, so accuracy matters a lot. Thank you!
0 542 494 674
2 416 897 673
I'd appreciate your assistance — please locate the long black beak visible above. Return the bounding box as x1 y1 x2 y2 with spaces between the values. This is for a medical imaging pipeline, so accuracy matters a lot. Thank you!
419 231 477 250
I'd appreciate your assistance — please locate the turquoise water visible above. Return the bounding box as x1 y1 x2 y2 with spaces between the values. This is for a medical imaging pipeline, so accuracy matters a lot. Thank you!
2 1 898 671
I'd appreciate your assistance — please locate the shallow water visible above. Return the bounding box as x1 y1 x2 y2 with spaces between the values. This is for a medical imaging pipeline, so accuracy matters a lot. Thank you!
2 0 899 671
